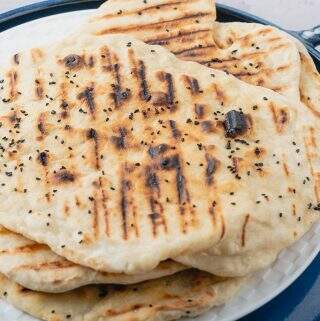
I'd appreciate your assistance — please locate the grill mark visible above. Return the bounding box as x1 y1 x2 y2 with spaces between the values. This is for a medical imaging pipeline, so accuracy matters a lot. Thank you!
195 104 205 119
158 72 175 109
97 12 210 35
169 120 181 139
303 136 320 203
111 127 127 150
0 243 48 255
201 120 215 133
148 144 169 158
146 167 160 194
99 177 110 237
35 79 44 100
111 63 131 108
77 87 96 116
88 56 95 68
146 28 210 45
184 75 200 94
205 154 218 185
220 213 225 240
148 197 166 236
8 71 18 100
37 113 47 137
86 128 100 170
268 104 289 133
13 53 20 65
120 179 131 240
145 166 165 237
160 154 192 232
102 48 131 108
282 162 290 177
161 155 188 204
101 1 183 19
173 44 215 55
137 60 151 101
16 260 75 271
92 197 99 239
241 214 250 247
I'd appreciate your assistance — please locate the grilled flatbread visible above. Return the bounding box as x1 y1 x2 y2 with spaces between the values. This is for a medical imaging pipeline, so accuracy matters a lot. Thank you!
0 34 318 276
87 1 301 101
0 226 186 293
86 1 320 276
0 270 244 321
87 0 216 60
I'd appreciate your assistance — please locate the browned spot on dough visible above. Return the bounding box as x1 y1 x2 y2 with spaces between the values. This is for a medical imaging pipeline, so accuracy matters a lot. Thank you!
53 169 75 184
169 120 181 139
37 151 48 166
8 71 18 100
201 120 215 133
86 128 100 170
183 75 200 94
120 179 131 240
64 204 70 217
88 56 95 68
212 83 225 103
269 103 289 133
292 204 296 216
283 162 290 177
194 104 205 119
206 154 218 185
63 54 83 69
241 214 250 247
37 113 47 137
35 79 44 100
157 71 175 110
276 64 290 72
78 87 96 116
111 127 127 150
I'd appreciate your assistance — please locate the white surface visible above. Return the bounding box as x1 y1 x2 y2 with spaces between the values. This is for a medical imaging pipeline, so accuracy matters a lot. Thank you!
1 0 320 30
0 10 319 321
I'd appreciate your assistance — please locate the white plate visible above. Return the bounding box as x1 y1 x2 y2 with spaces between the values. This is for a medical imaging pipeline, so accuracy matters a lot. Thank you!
0 9 319 321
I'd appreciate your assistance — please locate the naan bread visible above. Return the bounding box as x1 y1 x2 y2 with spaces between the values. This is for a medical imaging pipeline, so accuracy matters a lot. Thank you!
0 34 318 276
0 226 186 293
87 0 216 60
87 2 301 101
292 37 320 117
0 270 244 321
86 1 320 276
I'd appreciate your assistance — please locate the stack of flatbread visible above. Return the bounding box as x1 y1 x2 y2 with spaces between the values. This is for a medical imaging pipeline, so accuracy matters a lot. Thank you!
0 0 319 320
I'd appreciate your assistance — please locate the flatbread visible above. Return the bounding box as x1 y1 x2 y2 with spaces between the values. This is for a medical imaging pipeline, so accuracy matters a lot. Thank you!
0 226 186 293
87 3 301 101
86 2 320 276
291 37 320 117
0 270 245 321
87 0 216 60
0 34 318 277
